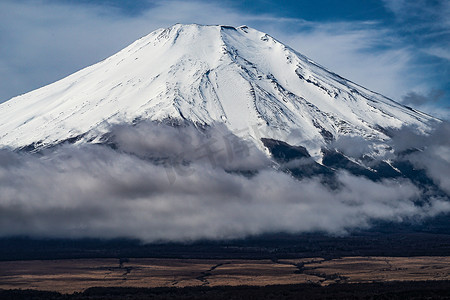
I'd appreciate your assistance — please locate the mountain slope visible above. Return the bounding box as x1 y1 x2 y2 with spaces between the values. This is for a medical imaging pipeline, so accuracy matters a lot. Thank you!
0 24 435 157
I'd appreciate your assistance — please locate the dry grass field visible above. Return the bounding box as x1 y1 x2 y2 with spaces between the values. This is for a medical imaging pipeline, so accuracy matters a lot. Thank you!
0 257 449 293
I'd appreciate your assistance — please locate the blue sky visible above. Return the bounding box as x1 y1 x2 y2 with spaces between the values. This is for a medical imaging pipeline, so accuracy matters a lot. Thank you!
0 0 449 118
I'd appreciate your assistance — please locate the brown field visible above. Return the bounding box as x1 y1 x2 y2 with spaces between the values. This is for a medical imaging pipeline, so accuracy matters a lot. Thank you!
0 256 449 293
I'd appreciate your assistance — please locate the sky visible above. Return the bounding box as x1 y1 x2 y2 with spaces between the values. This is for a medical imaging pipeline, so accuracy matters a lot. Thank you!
0 0 449 119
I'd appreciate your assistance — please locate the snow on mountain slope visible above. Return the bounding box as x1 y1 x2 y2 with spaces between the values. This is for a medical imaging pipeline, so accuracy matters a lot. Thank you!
0 24 436 157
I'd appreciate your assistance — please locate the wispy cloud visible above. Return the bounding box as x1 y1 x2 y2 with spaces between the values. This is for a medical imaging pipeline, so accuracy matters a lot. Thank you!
423 47 450 61
381 0 450 113
382 0 450 31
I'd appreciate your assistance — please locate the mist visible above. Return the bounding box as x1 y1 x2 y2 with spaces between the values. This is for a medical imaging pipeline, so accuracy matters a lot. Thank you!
0 121 448 242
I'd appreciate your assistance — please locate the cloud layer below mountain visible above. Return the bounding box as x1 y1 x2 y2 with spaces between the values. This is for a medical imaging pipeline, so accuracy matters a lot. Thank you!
0 122 448 242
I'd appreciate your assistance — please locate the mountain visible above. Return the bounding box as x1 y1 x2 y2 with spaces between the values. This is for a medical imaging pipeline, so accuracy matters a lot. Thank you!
0 24 435 159
0 24 448 244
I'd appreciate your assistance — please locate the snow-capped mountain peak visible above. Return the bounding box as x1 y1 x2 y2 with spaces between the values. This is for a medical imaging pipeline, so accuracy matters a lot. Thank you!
0 24 435 157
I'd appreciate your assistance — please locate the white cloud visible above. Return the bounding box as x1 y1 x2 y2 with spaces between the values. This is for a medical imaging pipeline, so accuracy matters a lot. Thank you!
0 122 448 241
